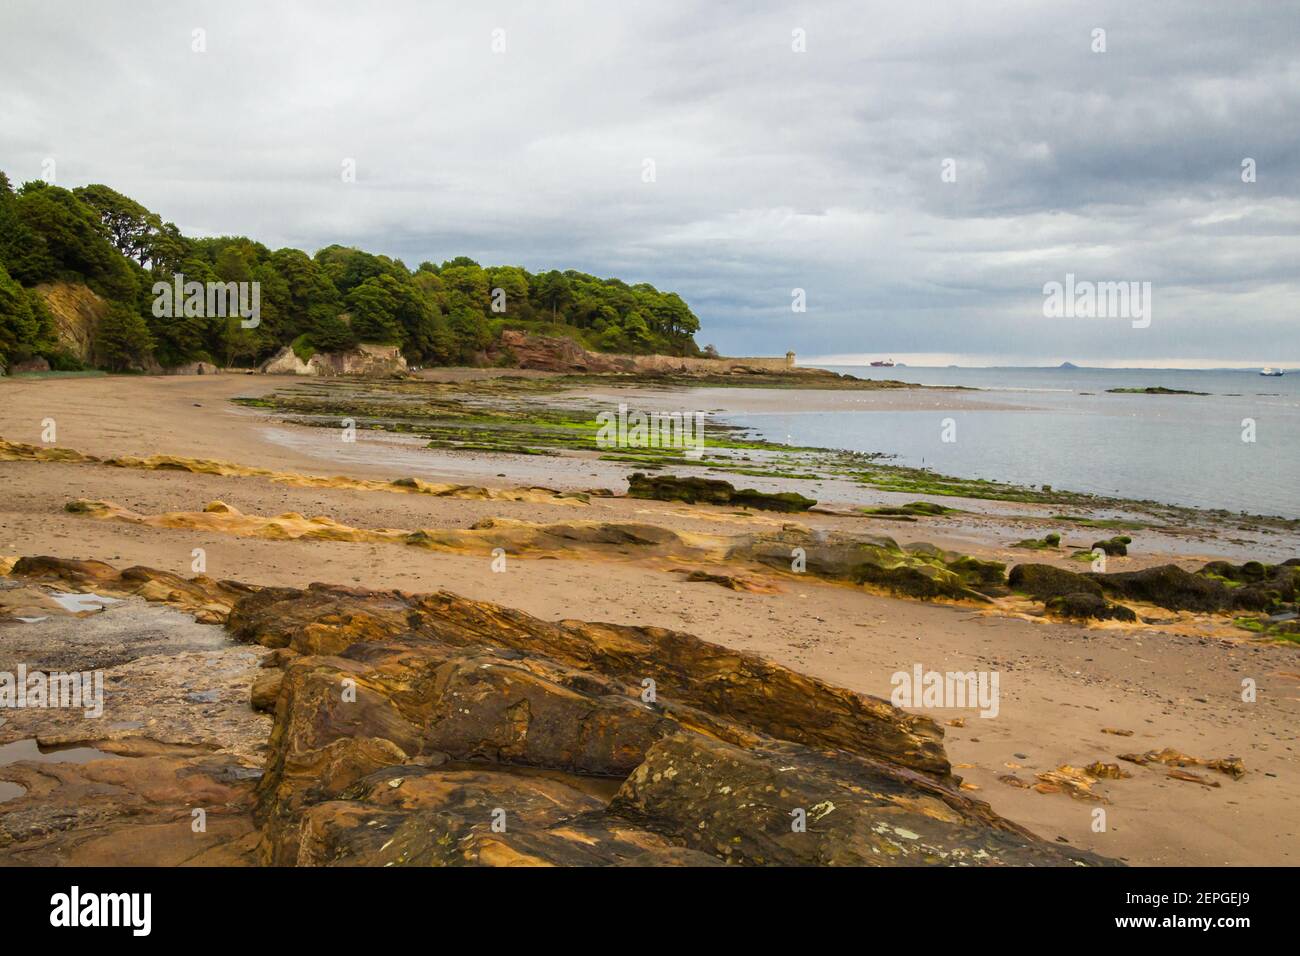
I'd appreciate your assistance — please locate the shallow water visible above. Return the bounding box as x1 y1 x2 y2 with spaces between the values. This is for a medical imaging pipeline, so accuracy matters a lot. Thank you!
0 738 111 766
0 738 113 803
730 367 1300 517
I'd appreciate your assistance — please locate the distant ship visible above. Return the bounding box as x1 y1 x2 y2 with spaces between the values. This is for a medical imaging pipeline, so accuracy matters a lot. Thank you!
1260 367 1285 377
870 358 895 367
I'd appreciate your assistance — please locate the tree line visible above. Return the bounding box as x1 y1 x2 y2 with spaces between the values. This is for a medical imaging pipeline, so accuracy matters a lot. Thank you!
0 171 702 373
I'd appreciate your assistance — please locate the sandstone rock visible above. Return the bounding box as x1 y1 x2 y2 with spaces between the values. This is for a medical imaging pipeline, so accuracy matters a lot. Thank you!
250 670 283 712
487 330 634 372
610 733 1109 866
1117 748 1245 779
33 280 107 364
226 579 1110 867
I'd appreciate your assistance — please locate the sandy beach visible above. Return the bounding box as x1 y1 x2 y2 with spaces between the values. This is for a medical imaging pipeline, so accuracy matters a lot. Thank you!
2 372 1296 866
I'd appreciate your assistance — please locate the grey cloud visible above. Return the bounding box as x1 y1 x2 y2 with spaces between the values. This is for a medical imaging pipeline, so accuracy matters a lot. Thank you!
1 0 1295 364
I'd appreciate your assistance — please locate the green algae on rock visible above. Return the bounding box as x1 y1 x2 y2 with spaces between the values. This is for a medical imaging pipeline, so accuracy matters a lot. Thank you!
627 472 816 512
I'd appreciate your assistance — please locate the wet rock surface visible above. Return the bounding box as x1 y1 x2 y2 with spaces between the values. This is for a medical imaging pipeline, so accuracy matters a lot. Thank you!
1045 592 1138 622
0 569 270 865
627 472 817 513
1011 558 1299 624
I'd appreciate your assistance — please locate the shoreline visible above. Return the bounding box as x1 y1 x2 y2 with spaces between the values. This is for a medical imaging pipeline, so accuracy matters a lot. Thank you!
1 373 1297 867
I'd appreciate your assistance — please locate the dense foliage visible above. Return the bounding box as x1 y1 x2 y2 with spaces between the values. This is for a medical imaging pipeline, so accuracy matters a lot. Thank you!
0 171 701 372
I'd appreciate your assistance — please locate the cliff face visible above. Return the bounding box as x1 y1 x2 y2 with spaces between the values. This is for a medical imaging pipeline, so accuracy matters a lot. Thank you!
33 280 108 364
489 329 635 372
260 343 408 377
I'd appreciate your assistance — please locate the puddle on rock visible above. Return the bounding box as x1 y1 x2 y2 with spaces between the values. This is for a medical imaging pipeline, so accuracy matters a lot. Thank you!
0 738 112 804
0 781 25 802
0 738 113 766
48 592 123 614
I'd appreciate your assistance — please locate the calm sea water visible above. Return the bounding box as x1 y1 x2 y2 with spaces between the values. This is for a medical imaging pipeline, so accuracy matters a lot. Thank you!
726 367 1300 518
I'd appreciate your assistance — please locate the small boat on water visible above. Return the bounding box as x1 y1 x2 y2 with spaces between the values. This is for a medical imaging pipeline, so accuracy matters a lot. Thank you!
870 358 895 367
1260 367 1285 377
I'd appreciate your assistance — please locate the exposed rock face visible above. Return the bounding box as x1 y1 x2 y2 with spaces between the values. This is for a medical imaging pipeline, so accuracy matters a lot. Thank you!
260 343 409 377
2 558 1114 866
226 579 1109 866
489 330 634 372
611 734 1098 865
33 280 108 364
628 472 817 513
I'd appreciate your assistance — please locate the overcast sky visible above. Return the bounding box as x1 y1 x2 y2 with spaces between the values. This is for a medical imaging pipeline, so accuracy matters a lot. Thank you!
2 0 1296 366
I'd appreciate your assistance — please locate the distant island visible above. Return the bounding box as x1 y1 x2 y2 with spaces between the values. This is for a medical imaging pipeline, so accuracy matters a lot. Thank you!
1107 386 1209 395
0 171 704 374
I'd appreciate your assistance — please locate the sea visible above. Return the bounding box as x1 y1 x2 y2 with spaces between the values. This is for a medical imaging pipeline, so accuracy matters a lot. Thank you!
725 366 1300 518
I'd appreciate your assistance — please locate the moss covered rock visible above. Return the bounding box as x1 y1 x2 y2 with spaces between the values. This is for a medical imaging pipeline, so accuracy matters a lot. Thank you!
1091 536 1132 557
1088 564 1230 612
1045 592 1138 622
1008 563 1103 601
627 472 816 513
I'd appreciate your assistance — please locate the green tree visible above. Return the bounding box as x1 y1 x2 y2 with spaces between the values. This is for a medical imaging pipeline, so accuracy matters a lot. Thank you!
535 270 573 322
95 301 154 371
0 262 55 369
347 277 401 343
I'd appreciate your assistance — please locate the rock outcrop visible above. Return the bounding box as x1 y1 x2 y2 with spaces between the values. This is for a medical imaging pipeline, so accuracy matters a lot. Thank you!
1009 564 1103 601
488 330 635 372
60 496 1010 604
228 579 1108 866
1 436 586 506
260 343 409 377
1045 592 1138 622
33 280 108 364
628 472 817 512
1010 558 1300 622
